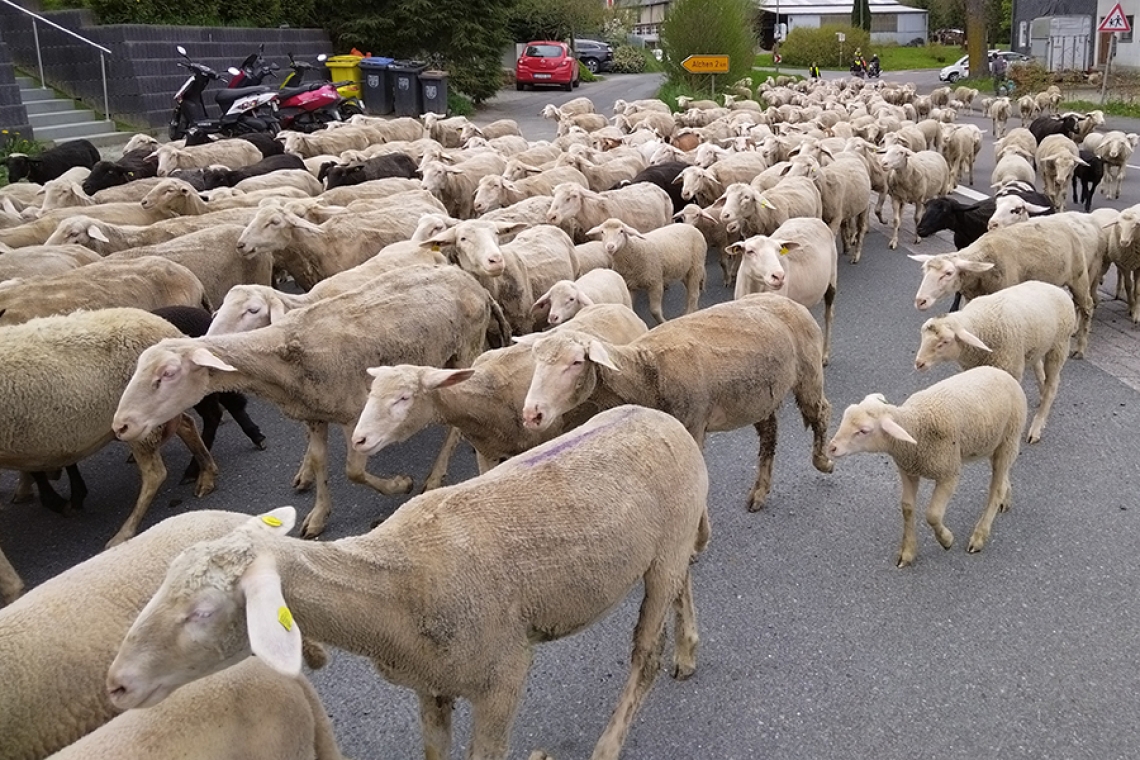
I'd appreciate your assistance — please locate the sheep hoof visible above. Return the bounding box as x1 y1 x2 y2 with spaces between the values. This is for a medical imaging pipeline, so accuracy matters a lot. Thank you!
527 751 555 760
1069 349 1084 359
292 474 314 492
383 475 415 495
966 538 985 554
299 515 327 540
895 552 915 568
1025 429 1042 444
888 240 898 250
813 455 834 474
672 661 696 680
252 435 268 451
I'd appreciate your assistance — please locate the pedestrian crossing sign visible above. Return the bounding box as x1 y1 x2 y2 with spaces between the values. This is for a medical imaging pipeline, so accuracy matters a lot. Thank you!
1098 3 1131 33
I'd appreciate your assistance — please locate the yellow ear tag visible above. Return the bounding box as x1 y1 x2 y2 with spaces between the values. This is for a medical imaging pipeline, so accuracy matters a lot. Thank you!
278 606 294 632
431 244 441 252
261 514 283 527
780 246 790 256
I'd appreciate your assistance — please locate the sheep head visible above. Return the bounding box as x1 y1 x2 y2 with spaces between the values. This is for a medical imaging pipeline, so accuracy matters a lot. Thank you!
910 253 994 310
518 330 618 431
914 316 992 371
828 394 917 460
352 365 474 455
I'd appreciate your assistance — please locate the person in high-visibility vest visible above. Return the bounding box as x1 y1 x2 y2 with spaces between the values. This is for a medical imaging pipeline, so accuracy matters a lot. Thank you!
809 62 821 79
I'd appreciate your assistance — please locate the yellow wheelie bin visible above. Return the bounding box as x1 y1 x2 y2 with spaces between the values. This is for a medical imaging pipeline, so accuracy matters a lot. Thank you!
325 54 364 105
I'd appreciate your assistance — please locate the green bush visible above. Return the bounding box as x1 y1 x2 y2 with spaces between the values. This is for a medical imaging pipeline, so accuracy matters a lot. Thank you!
578 62 599 82
660 0 757 89
779 25 870 68
0 130 43 188
83 0 314 27
447 91 474 117
611 45 646 74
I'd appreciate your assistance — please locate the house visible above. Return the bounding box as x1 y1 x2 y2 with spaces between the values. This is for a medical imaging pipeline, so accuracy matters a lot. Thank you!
1011 0 1096 70
755 0 929 47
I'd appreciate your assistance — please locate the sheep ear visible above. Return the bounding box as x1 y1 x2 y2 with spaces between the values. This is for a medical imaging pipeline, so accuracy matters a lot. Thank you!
622 223 648 240
512 333 541 346
758 196 777 210
908 254 935 263
531 293 551 313
494 221 527 236
239 553 302 677
87 224 110 243
587 340 619 371
423 228 457 247
951 258 994 273
248 506 296 533
777 240 800 254
266 294 287 324
879 415 918 445
423 368 475 390
577 291 595 307
285 213 325 234
1023 202 1051 214
189 347 236 372
584 224 605 238
948 326 990 353
725 241 745 256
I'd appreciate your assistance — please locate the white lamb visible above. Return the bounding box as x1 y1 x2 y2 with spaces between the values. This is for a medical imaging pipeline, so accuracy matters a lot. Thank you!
879 144 953 249
913 281 1076 443
531 268 632 326
728 217 838 364
828 366 1028 567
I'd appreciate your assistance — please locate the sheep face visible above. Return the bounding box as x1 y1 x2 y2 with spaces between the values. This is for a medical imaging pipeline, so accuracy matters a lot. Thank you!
731 235 792 296
44 216 104 248
588 219 638 256
352 365 473 455
141 179 194 211
40 179 94 211
107 510 300 711
987 196 1051 230
720 184 761 235
520 330 615 431
1117 206 1140 248
879 145 911 173
4 154 35 183
113 341 231 441
547 183 586 227
827 395 915 458
472 175 507 215
677 167 713 202
209 287 278 335
419 162 451 197
535 281 587 326
237 208 318 256
432 220 508 277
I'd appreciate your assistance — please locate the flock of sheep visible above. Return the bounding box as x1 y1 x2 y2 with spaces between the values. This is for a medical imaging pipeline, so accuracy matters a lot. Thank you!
0 71 1138 759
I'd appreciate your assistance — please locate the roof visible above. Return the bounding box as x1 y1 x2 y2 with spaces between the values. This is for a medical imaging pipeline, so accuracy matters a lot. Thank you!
756 0 928 13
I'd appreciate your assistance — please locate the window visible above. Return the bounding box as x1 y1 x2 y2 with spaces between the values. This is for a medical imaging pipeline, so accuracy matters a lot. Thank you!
1019 20 1028 48
871 13 898 33
525 45 563 58
1124 16 1134 43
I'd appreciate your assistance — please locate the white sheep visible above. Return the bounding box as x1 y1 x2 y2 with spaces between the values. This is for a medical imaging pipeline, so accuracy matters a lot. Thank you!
0 510 259 756
1036 134 1086 212
827 366 1028 567
154 141 263 176
233 168 323 196
879 144 953 250
350 304 648 481
0 308 217 548
989 146 1037 188
941 123 982 186
585 218 706 324
914 281 1076 443
471 166 588 215
546 181 672 244
427 220 577 334
1106 203 1140 324
910 215 1096 357
112 265 507 538
572 239 612 273
718 177 823 238
1093 130 1140 200
554 152 646 192
532 268 632 326
727 217 837 364
107 404 710 760
520 294 834 510
420 152 507 219
0 244 100 282
277 127 372 158
989 97 1013 138
783 154 872 263
0 256 210 326
674 203 738 287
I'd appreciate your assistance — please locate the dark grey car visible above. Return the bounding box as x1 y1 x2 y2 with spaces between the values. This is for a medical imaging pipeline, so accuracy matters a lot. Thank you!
574 39 614 73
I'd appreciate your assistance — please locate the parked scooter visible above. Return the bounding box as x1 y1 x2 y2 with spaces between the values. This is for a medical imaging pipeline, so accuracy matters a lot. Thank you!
273 52 363 132
168 46 280 141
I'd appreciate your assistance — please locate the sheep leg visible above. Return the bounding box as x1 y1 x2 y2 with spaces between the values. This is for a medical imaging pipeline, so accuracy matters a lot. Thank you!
1069 279 1095 358
821 282 836 367
421 426 463 492
107 434 169 548
896 470 921 568
969 442 1017 552
874 190 887 224
647 283 667 324
747 416 777 511
590 570 674 760
292 422 322 492
11 472 34 503
218 391 267 449
30 471 71 515
684 266 704 316
924 476 959 553
0 546 23 606
183 395 222 484
175 413 217 499
1126 269 1140 323
342 426 414 497
298 423 331 539
670 569 700 680
1027 346 1066 444
888 198 903 250
417 693 455 760
468 653 531 760
912 201 925 245
849 208 869 264
792 370 834 476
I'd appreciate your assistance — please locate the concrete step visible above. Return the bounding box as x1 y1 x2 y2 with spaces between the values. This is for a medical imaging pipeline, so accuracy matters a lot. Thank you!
77 131 133 150
29 109 96 128
14 76 38 89
23 98 77 115
18 87 57 102
33 120 116 142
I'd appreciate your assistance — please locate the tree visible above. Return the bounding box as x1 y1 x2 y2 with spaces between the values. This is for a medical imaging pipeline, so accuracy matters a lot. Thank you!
660 0 757 89
322 0 515 103
966 0 987 77
852 0 872 33
508 0 606 43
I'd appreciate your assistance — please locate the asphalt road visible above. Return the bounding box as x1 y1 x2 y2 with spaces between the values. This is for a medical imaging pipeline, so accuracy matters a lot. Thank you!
4 73 1140 760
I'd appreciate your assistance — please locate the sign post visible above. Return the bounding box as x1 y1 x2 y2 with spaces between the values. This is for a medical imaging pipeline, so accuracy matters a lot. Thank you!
681 55 730 98
1097 4 1131 104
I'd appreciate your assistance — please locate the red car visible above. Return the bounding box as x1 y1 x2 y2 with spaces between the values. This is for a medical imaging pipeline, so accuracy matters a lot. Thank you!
516 41 581 92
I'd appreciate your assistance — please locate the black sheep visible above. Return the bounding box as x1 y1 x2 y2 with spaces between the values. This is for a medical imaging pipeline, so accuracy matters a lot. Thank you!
201 153 307 190
151 306 267 481
1071 149 1104 212
184 131 283 158
613 161 689 215
5 139 100 184
82 148 159 195
1029 114 1079 145
323 153 419 189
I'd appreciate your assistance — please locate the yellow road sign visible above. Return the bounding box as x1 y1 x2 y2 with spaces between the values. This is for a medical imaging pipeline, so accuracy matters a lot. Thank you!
681 55 730 74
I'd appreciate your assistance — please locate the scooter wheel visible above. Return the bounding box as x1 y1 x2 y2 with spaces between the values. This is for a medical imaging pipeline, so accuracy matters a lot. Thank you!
339 102 364 118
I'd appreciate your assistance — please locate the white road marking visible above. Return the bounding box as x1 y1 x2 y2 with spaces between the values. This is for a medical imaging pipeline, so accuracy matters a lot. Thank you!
953 185 989 202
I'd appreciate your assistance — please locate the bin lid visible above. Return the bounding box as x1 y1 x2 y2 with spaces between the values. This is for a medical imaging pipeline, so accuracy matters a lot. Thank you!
326 54 364 63
389 60 427 71
360 57 395 68
420 70 448 77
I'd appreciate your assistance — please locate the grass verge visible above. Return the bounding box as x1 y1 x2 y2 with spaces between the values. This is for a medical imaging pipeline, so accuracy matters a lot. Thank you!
0 130 43 187
756 43 962 72
1064 99 1140 119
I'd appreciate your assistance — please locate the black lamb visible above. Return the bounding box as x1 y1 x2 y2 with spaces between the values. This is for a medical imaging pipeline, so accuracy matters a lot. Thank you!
5 139 100 184
613 161 689 215
1071 149 1104 212
201 153 307 190
1029 114 1079 145
82 148 159 195
322 152 419 189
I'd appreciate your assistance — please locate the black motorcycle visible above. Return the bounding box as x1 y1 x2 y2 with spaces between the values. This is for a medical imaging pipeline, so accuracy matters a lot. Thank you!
168 46 280 141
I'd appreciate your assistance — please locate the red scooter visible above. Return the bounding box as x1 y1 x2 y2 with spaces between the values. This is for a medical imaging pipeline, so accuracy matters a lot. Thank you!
274 53 363 132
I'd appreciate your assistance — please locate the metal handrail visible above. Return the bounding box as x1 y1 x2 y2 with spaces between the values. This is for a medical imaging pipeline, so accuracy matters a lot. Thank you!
0 0 111 124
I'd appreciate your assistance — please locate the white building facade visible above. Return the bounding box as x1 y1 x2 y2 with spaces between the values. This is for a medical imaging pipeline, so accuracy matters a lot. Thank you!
756 0 929 46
